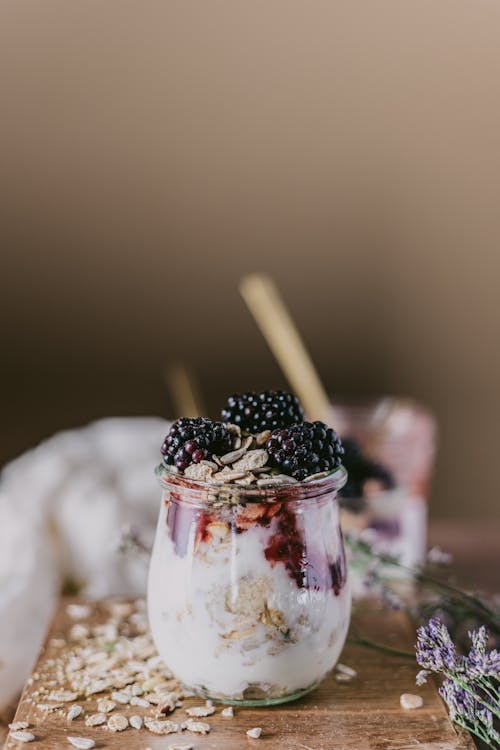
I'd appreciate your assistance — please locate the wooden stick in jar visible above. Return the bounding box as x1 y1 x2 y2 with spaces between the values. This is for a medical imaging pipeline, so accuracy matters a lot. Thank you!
239 273 332 422
164 363 206 418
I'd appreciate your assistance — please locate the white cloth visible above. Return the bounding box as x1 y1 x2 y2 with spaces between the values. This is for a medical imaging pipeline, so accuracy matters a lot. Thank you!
0 417 168 709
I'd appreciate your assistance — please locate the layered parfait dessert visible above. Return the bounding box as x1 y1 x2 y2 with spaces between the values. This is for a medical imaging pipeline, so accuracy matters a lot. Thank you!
148 391 350 704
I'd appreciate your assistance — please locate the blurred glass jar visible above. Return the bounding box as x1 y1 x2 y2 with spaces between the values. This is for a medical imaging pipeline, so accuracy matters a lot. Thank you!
332 398 436 501
148 465 350 705
328 397 437 578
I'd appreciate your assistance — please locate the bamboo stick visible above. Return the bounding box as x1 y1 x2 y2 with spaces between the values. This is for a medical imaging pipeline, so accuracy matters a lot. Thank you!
239 273 331 422
164 363 205 418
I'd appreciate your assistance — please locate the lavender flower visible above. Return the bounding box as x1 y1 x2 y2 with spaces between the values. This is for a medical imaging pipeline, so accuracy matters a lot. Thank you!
416 669 430 686
416 618 461 672
427 546 453 566
468 625 500 678
439 678 476 723
416 618 500 749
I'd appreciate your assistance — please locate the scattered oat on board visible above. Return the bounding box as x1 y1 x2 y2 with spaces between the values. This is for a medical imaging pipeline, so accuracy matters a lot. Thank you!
182 718 211 734
67 705 82 721
247 727 263 739
129 714 143 729
130 695 149 708
96 699 115 713
400 693 424 710
66 603 92 620
111 690 130 704
107 713 129 731
67 738 96 750
50 637 66 648
85 713 107 727
144 718 180 735
69 624 89 641
8 721 30 731
336 663 357 678
336 672 353 683
185 704 216 717
37 703 63 712
9 731 36 743
221 706 234 718
47 689 79 702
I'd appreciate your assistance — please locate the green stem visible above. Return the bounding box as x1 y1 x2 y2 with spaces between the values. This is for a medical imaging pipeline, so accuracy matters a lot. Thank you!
415 573 500 628
477 675 500 706
347 634 415 659
450 675 500 720
453 716 499 750
346 537 500 631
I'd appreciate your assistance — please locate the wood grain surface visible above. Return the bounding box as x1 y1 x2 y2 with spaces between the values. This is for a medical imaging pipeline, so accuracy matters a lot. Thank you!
2 598 475 750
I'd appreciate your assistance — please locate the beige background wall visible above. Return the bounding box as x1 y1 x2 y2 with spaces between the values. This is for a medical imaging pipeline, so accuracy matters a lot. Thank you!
1 1 499 520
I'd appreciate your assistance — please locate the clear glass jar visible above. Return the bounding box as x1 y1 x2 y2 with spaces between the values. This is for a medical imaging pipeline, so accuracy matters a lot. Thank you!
147 465 351 705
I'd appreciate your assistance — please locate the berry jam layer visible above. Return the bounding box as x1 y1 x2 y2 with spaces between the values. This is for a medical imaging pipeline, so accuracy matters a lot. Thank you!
148 492 350 702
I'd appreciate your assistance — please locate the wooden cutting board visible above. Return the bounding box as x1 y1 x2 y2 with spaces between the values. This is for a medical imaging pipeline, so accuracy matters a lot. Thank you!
2 599 474 750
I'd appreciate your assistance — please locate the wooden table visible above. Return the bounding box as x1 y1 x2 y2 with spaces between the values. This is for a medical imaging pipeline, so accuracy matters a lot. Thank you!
2 519 496 748
2 597 474 750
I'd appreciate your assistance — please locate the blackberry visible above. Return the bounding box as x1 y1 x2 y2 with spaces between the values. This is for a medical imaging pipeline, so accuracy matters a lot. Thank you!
161 417 232 472
339 437 395 500
266 420 344 480
221 390 304 433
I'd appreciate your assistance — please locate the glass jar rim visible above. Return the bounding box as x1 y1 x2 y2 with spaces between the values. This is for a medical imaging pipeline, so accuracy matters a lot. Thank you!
155 462 347 504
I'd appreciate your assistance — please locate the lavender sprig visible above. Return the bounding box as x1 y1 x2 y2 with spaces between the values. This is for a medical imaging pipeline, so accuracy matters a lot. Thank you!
416 618 500 749
345 534 500 747
345 534 500 640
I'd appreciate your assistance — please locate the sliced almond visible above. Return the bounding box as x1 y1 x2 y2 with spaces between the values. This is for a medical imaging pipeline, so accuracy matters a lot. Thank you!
231 449 268 471
219 437 253 465
184 463 215 481
212 470 248 483
303 471 329 482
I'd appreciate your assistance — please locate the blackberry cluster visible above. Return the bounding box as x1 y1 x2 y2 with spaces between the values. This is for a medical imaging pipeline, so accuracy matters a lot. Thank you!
266 420 344 480
221 390 304 433
161 417 232 471
339 437 395 501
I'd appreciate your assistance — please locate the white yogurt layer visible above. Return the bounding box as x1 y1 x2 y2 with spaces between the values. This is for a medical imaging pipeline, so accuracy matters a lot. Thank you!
148 495 350 701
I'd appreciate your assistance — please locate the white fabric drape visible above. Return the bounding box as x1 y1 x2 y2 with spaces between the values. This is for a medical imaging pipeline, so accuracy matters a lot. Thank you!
0 417 168 709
